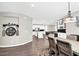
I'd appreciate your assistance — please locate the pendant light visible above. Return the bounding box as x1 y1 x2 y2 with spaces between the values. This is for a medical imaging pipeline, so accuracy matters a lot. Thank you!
64 2 73 23
68 2 72 18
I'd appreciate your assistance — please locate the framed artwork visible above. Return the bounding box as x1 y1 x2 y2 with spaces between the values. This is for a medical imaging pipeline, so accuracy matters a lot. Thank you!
2 23 19 37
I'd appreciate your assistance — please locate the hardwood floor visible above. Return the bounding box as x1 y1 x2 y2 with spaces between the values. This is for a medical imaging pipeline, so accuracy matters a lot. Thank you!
32 38 49 56
0 42 32 56
0 37 49 56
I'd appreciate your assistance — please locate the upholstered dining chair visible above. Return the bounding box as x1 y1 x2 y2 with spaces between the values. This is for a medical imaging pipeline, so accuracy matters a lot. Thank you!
57 39 73 56
48 37 58 56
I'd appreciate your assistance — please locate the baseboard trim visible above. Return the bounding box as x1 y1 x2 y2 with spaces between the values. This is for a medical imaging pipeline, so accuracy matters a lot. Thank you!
0 40 32 48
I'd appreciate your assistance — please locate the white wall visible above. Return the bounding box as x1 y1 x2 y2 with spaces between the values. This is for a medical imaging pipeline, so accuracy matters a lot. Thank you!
46 25 56 31
0 13 32 47
66 11 79 35
66 22 79 35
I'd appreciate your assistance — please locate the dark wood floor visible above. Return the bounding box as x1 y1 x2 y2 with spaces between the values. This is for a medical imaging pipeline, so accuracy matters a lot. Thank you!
32 38 49 56
0 42 32 56
0 37 49 56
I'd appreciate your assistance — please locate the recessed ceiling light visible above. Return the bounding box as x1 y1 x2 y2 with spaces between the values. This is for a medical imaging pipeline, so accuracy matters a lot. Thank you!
31 4 35 7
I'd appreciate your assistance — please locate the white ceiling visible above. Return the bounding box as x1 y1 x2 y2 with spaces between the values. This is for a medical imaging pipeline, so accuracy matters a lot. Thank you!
0 2 79 25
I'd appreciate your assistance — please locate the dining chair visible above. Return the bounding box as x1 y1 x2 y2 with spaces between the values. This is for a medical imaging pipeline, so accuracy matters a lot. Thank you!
57 39 73 56
48 37 58 56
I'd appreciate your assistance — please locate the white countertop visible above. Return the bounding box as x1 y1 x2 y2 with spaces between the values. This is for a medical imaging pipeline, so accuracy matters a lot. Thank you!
55 37 79 55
